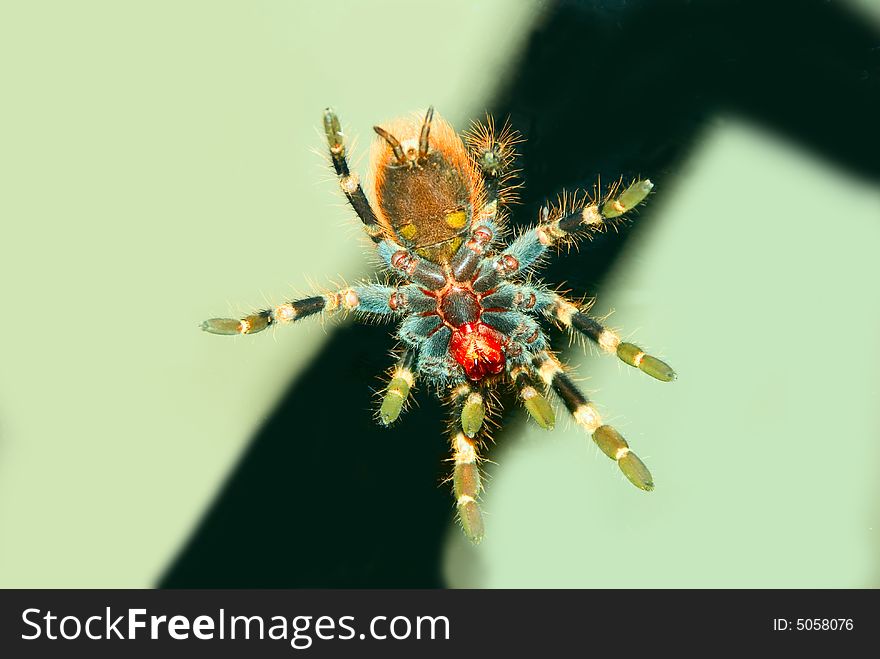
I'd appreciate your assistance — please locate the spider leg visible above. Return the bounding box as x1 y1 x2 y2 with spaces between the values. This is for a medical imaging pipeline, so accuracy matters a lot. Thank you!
394 304 463 389
451 381 486 438
446 121 518 282
471 179 654 292
377 349 416 426
377 239 448 290
201 283 403 336
480 282 555 314
482 310 548 352
533 350 654 491
543 294 676 382
507 358 556 430
448 392 486 544
448 218 498 282
323 108 385 243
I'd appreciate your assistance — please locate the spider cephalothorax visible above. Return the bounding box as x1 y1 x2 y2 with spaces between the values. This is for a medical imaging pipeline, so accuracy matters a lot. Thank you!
202 108 675 543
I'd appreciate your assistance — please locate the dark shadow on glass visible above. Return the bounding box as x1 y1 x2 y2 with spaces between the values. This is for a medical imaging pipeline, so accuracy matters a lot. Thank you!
161 0 880 587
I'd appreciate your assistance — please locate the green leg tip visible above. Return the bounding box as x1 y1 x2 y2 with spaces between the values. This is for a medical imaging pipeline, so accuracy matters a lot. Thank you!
379 394 404 426
618 451 654 491
619 178 654 206
593 425 654 491
461 393 485 438
201 318 243 335
601 179 654 218
522 388 555 430
379 376 411 426
453 444 483 543
617 342 675 382
638 354 676 382
323 108 343 150
458 497 485 544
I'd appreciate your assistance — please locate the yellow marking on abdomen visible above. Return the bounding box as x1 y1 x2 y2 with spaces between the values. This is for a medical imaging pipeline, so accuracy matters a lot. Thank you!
445 210 467 229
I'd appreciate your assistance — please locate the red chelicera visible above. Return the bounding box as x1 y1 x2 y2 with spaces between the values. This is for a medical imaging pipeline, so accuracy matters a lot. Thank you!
449 322 506 381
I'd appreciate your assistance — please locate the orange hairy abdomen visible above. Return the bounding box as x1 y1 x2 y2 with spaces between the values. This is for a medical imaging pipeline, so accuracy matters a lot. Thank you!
370 112 484 262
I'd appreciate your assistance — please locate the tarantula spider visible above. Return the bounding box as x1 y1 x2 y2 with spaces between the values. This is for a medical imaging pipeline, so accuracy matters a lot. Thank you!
202 107 675 544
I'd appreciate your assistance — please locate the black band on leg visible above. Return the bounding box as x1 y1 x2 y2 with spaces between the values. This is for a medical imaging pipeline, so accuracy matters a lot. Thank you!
570 312 605 343
548 370 589 415
291 296 326 319
323 108 384 243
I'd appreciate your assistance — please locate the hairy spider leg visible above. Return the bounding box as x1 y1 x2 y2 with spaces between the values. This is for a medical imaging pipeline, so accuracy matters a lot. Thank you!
433 117 521 282
533 350 654 491
507 359 556 430
451 381 486 438
469 179 654 294
481 309 547 353
323 108 385 243
491 283 676 382
544 295 676 382
441 118 520 281
446 217 499 283
200 283 403 335
449 402 485 544
378 349 416 426
377 239 449 290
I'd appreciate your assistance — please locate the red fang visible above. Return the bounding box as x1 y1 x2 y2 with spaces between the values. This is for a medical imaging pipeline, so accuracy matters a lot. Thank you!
449 322 506 381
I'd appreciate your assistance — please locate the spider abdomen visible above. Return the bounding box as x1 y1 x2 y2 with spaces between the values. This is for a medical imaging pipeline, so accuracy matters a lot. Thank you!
380 151 470 250
371 111 484 265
